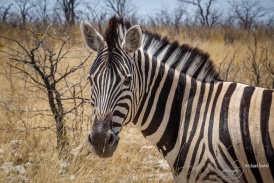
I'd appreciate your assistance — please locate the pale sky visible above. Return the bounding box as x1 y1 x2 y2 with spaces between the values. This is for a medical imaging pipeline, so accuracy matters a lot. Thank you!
132 0 274 17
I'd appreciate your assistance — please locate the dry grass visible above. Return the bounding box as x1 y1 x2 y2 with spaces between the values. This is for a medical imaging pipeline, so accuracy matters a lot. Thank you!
0 24 273 183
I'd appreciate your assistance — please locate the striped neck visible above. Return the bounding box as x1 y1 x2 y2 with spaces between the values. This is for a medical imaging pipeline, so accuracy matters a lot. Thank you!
132 49 200 150
131 49 216 175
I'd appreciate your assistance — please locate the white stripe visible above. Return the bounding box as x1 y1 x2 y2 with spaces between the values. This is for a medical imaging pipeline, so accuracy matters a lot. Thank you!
157 45 169 61
146 70 179 145
186 55 201 76
135 53 161 128
141 64 169 132
165 48 180 66
176 52 191 71
269 92 274 149
165 75 192 169
249 88 272 180
228 84 257 181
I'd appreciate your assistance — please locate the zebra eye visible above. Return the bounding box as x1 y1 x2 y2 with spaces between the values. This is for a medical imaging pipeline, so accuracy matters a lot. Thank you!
123 75 132 86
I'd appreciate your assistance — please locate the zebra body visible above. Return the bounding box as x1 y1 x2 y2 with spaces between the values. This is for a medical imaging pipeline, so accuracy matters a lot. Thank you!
133 49 274 182
80 17 274 182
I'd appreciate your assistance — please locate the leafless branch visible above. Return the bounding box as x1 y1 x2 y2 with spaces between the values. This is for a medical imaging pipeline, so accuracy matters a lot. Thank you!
0 24 92 157
228 0 268 30
104 0 134 18
178 0 221 27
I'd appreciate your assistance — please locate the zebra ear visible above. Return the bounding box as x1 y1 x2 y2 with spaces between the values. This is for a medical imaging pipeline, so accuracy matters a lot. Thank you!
80 21 104 52
123 25 142 52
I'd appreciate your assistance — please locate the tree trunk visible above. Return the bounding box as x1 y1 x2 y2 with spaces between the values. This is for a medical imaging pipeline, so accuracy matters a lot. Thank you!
47 87 69 158
55 114 68 158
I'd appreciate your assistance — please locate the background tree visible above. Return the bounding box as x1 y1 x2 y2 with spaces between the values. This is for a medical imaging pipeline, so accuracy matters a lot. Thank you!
228 0 267 30
148 6 186 39
13 0 36 26
56 0 77 25
85 0 108 34
264 58 274 89
104 0 134 18
178 0 221 27
35 0 51 25
0 3 13 24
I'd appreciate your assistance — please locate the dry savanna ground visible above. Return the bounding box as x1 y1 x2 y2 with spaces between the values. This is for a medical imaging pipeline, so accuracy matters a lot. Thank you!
0 24 273 182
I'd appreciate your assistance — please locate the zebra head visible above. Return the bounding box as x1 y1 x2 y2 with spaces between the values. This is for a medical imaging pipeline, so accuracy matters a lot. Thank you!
80 18 142 158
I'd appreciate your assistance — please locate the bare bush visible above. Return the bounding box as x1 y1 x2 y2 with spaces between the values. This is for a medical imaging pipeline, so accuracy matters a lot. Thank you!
0 25 91 158
218 51 240 81
264 58 274 89
243 31 269 87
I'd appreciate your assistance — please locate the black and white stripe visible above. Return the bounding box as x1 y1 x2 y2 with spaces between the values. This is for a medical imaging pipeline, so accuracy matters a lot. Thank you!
81 16 274 182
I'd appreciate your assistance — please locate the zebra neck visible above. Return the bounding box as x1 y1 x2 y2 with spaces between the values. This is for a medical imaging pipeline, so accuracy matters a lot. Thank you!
132 49 203 156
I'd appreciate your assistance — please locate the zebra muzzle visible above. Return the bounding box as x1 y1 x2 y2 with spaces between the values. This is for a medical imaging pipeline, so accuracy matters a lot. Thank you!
88 113 120 158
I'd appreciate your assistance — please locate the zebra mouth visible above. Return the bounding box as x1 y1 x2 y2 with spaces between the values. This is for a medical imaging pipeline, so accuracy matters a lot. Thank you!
88 131 120 145
88 132 120 158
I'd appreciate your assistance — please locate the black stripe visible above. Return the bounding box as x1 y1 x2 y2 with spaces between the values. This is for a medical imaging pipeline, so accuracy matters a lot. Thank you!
113 110 125 119
143 34 153 50
140 60 165 126
116 102 130 110
219 83 237 147
153 37 169 57
208 83 224 173
148 56 157 91
173 78 200 175
219 83 247 182
204 172 229 183
136 59 165 125
187 84 213 179
192 59 206 79
181 50 197 73
170 45 191 69
137 50 143 89
195 159 215 182
161 42 179 63
198 143 206 164
144 51 150 84
112 122 122 128
133 51 150 124
142 67 174 136
261 89 274 178
240 86 263 182
156 73 186 157
217 144 235 172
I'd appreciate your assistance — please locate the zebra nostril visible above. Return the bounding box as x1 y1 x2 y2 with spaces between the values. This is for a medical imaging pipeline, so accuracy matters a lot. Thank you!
88 134 92 145
107 133 116 146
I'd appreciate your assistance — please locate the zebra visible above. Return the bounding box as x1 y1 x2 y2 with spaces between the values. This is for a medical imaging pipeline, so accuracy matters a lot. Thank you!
80 16 274 182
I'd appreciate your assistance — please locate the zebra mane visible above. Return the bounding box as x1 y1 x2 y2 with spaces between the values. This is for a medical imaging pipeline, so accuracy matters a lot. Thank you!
104 16 221 83
104 16 130 49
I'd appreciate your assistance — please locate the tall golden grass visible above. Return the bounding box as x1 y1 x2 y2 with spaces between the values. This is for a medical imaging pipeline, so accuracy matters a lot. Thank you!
0 24 273 182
